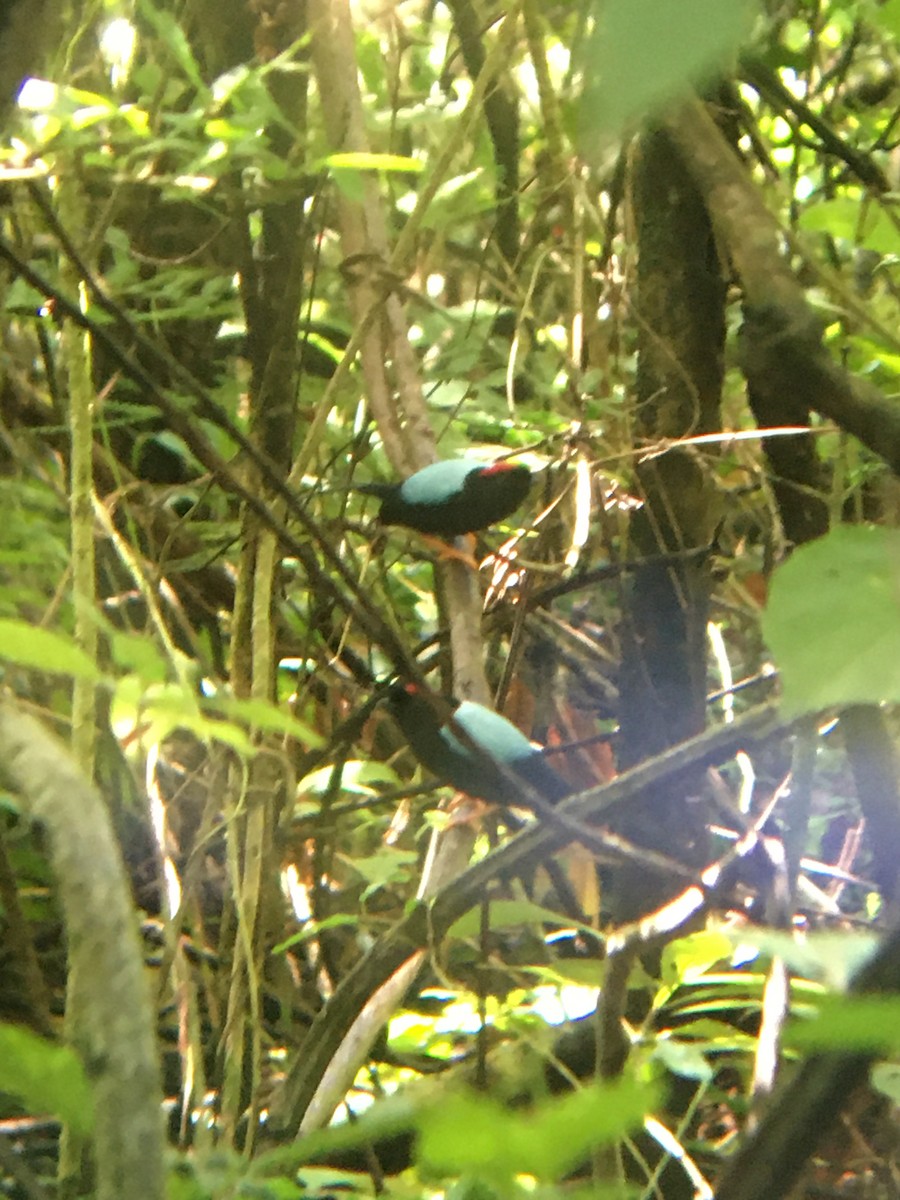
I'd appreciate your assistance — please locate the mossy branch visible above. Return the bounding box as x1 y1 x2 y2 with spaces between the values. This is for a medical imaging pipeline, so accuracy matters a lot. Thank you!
0 706 164 1200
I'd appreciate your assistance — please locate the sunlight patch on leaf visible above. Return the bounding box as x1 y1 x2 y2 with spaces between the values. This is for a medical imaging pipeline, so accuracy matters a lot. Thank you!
211 64 251 105
17 78 148 135
325 152 424 173
660 930 734 989
872 1062 900 1102
18 79 114 114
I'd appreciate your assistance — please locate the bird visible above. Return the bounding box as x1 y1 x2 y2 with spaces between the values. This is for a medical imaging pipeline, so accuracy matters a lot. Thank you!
385 681 571 809
356 459 532 538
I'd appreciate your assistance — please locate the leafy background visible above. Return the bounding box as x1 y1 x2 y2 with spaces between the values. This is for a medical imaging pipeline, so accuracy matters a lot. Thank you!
2 0 900 1198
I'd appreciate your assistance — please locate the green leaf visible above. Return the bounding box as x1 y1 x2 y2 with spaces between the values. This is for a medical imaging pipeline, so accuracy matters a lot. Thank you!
852 337 900 378
652 1039 714 1082
448 898 588 939
211 64 251 105
798 196 862 240
761 525 900 714
396 169 493 228
337 847 418 900
137 0 208 94
110 632 168 684
70 105 116 131
418 1079 658 1181
799 197 900 254
660 930 733 988
0 620 101 681
579 0 757 147
659 1019 757 1056
210 696 323 747
112 679 252 754
788 995 900 1053
273 913 358 954
0 1025 94 1135
522 959 606 989
727 928 879 991
17 79 116 116
292 1169 363 1198
5 278 50 314
252 1095 419 1172
165 1167 208 1200
874 0 900 40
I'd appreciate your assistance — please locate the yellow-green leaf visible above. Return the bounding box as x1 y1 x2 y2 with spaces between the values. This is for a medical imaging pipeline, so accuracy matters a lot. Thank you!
0 620 101 681
761 526 900 714
0 1025 94 1135
325 151 424 173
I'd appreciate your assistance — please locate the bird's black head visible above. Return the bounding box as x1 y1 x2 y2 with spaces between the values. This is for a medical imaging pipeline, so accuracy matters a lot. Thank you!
384 679 449 723
385 678 417 708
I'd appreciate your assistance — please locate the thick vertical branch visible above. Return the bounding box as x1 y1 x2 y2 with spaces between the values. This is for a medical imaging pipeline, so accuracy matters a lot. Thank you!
58 179 100 1195
619 126 725 765
59 185 98 777
613 125 726 921
0 708 164 1200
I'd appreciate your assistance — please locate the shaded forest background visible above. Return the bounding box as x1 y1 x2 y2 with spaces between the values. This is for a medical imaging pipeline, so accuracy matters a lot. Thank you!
3 1 900 1198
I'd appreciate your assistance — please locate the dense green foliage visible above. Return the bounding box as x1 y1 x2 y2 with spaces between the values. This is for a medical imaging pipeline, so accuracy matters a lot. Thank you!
2 1 900 1198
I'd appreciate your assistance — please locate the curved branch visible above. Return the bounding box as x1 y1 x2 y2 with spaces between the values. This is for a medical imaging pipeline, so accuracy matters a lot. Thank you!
664 98 900 475
0 707 164 1200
